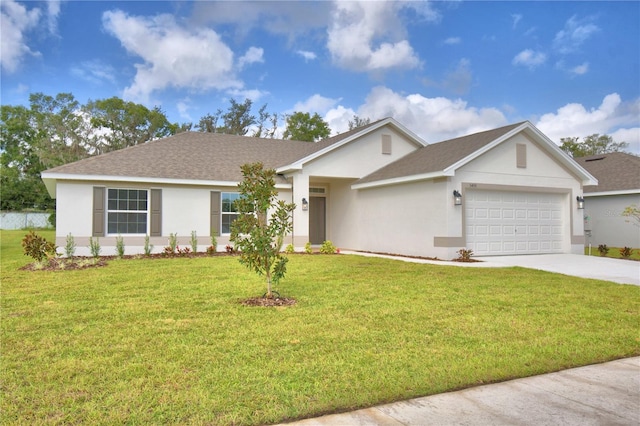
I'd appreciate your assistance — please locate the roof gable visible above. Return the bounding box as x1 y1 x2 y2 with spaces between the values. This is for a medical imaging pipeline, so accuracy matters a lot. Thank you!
353 121 597 189
575 152 640 194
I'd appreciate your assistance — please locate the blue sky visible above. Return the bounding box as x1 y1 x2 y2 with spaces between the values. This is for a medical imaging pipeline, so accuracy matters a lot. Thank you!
2 1 639 153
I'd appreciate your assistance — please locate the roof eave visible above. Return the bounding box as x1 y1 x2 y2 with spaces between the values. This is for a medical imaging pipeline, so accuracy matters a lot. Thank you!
352 170 451 190
584 189 640 197
41 172 293 194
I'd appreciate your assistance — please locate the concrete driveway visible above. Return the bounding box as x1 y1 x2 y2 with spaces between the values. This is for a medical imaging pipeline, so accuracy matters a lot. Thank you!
475 254 640 286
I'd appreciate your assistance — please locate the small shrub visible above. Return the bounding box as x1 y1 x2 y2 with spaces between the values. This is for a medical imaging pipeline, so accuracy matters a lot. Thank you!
64 233 76 258
190 231 198 253
319 240 337 254
206 245 217 255
304 242 313 254
285 244 295 254
167 233 178 254
47 211 56 228
225 244 236 254
115 235 125 258
455 248 474 262
89 237 101 258
144 235 153 256
597 244 609 256
22 231 57 263
177 246 191 256
620 247 633 259
210 235 218 251
163 246 175 256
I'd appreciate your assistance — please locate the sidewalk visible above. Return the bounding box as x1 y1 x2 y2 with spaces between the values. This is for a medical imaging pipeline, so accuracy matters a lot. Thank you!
275 357 639 425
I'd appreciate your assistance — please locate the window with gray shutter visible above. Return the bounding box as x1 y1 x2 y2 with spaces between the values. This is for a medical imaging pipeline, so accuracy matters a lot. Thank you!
93 187 105 237
150 189 162 236
211 191 221 236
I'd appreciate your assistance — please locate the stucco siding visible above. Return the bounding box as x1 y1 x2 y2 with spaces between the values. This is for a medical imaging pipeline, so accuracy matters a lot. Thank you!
353 180 450 258
303 127 419 178
584 194 640 248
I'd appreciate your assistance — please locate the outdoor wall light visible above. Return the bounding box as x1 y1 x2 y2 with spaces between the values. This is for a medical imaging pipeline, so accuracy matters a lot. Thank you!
453 190 462 206
302 198 309 211
576 196 585 209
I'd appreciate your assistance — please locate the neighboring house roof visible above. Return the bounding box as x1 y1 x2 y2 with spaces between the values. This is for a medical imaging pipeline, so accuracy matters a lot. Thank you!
353 121 597 189
574 152 640 195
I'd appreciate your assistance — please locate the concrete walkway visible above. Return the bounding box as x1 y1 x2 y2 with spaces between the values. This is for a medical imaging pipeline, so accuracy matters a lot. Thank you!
341 251 640 286
276 357 639 426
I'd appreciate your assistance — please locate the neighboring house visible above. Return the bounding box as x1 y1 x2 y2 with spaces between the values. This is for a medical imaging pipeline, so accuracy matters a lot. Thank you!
42 118 596 258
574 153 640 249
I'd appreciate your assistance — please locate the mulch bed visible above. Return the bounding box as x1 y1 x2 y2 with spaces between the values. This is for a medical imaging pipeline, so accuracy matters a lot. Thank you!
240 296 297 307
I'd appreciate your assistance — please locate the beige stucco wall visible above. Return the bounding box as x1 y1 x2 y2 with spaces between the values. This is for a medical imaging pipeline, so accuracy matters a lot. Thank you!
288 124 422 249
583 193 640 249
54 179 295 256
347 132 587 259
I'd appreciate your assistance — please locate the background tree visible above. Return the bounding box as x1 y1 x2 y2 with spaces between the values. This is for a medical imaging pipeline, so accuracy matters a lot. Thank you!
230 162 296 298
560 134 629 157
1 92 176 211
196 110 222 133
348 115 371 130
84 97 174 154
221 98 255 135
283 111 331 142
0 105 53 210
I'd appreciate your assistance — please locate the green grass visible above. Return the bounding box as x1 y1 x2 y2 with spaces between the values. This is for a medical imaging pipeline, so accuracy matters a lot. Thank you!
2 230 639 425
584 245 640 260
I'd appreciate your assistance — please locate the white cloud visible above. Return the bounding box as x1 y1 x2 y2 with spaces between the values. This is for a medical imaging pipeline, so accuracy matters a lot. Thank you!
324 86 507 142
46 0 61 35
0 0 41 73
176 99 192 122
326 2 421 72
443 37 461 45
70 60 117 85
102 10 242 103
553 15 599 54
512 49 547 69
238 46 264 69
292 94 340 115
511 13 522 29
296 50 317 61
536 93 640 154
442 58 472 95
570 62 589 76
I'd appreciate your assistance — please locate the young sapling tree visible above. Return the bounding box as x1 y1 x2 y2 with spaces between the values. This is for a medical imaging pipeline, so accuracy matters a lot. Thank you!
230 162 296 298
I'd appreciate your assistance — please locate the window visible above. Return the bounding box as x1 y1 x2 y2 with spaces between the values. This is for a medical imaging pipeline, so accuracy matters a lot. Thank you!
221 192 240 234
107 189 148 234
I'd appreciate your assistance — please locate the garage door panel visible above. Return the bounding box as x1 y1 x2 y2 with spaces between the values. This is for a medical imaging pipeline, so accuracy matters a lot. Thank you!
466 189 566 256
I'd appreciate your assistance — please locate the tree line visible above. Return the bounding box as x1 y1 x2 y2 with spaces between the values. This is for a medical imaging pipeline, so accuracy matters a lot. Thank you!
1 93 359 211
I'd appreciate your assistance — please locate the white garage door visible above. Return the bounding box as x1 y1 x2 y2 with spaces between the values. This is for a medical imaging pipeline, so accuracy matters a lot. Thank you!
465 189 566 256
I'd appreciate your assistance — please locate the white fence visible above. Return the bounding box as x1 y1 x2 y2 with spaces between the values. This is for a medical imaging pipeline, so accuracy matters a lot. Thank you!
0 212 53 230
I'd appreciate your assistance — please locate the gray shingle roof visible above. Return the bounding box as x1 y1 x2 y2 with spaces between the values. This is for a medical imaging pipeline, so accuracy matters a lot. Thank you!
43 132 326 182
574 152 640 193
356 122 525 185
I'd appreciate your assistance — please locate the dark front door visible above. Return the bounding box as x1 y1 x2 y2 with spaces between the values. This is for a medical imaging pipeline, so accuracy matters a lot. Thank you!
309 197 326 244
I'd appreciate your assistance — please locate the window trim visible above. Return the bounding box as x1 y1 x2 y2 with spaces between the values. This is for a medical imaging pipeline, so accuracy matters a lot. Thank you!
106 188 149 236
221 192 240 235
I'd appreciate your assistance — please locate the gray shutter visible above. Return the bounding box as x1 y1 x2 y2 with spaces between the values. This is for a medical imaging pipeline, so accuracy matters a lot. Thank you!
150 189 162 237
210 191 221 236
93 187 105 237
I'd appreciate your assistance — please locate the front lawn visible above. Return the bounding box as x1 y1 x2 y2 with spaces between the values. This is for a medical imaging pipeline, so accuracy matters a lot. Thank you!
2 230 639 425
